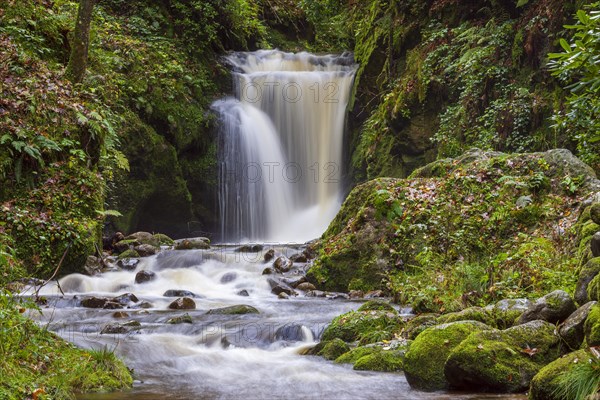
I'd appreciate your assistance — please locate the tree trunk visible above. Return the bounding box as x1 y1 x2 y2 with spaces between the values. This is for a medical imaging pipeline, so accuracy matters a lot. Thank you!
65 0 97 83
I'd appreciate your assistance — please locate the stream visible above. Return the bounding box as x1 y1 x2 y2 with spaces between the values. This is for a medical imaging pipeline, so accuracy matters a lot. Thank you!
29 245 526 400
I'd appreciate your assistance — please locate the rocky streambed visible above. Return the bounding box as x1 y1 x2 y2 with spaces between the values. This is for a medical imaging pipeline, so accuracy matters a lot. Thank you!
17 242 532 400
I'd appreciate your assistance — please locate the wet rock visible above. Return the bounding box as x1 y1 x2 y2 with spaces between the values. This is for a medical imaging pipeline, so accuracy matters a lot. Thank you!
284 276 307 288
81 297 111 309
237 290 250 297
273 256 292 273
591 203 600 225
163 289 197 298
175 237 210 250
235 244 263 253
401 314 440 340
487 298 533 328
267 278 296 296
559 301 597 350
134 301 153 309
168 297 196 310
264 249 275 262
321 308 401 343
84 255 103 276
134 244 158 257
518 290 577 325
575 258 600 304
112 311 129 318
220 272 237 284
135 270 156 284
403 321 492 391
592 232 600 258
275 324 308 342
318 339 351 360
278 292 290 300
167 313 193 324
349 290 364 299
117 258 140 271
154 233 175 246
327 292 350 300
305 290 327 298
206 305 259 315
113 293 139 306
290 253 308 263
125 232 156 246
100 320 141 335
445 320 562 393
262 267 274 275
296 282 316 291
365 290 384 299
114 239 139 254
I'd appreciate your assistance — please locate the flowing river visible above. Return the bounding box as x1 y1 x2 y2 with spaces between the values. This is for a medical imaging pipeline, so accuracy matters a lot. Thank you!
29 245 525 400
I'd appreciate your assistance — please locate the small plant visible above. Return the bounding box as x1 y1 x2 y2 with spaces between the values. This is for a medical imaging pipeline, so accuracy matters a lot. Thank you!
552 349 600 400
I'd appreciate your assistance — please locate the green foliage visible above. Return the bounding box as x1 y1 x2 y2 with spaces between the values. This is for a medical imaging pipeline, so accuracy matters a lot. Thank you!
0 292 132 399
552 352 600 400
549 2 600 170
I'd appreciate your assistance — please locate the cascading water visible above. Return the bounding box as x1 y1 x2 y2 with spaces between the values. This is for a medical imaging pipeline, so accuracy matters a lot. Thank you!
214 50 357 243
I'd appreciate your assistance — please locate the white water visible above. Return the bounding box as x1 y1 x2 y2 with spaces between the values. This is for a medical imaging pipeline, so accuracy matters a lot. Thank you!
214 50 357 243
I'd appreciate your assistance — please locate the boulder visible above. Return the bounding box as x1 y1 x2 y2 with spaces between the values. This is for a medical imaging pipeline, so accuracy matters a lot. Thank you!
518 290 577 325
529 349 596 400
321 309 401 343
290 253 308 263
445 320 561 392
134 244 158 257
403 321 492 391
125 232 156 246
275 324 310 342
135 270 156 284
273 256 292 273
296 282 316 291
81 297 114 309
317 338 350 360
117 258 139 271
584 303 600 346
237 290 250 297
335 346 381 364
349 290 364 299
118 249 140 259
437 307 495 327
365 290 384 299
575 258 600 304
167 313 193 324
278 292 290 300
588 273 600 302
114 239 139 254
284 276 307 288
262 268 274 275
163 289 197 298
112 311 129 318
401 314 439 340
267 278 296 296
264 249 275 262
487 298 533 329
168 297 196 310
354 348 406 372
206 305 259 315
112 293 139 306
101 320 141 334
592 232 600 258
84 255 103 276
591 203 600 225
559 301 597 350
175 237 210 250
235 244 263 252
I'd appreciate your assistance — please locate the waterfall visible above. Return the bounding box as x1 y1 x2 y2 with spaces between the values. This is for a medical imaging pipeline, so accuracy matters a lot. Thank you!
214 50 357 243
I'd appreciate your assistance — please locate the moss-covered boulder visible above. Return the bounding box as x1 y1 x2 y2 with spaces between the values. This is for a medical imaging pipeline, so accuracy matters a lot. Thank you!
335 346 381 364
587 273 600 303
353 349 405 372
316 339 350 360
558 301 597 350
529 349 596 400
487 298 533 329
321 309 402 343
437 307 495 326
401 314 439 340
576 258 600 305
584 303 600 346
445 320 562 392
518 290 577 325
205 305 259 315
308 150 597 309
403 320 492 391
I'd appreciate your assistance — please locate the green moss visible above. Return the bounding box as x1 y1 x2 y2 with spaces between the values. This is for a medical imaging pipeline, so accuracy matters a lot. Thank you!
317 339 350 361
587 274 600 302
321 309 402 343
445 320 561 392
357 300 396 313
154 233 174 246
118 249 140 259
335 346 381 364
402 314 439 340
354 349 405 372
580 221 600 242
403 320 492 391
437 307 496 327
529 350 595 400
590 203 600 225
584 303 600 347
